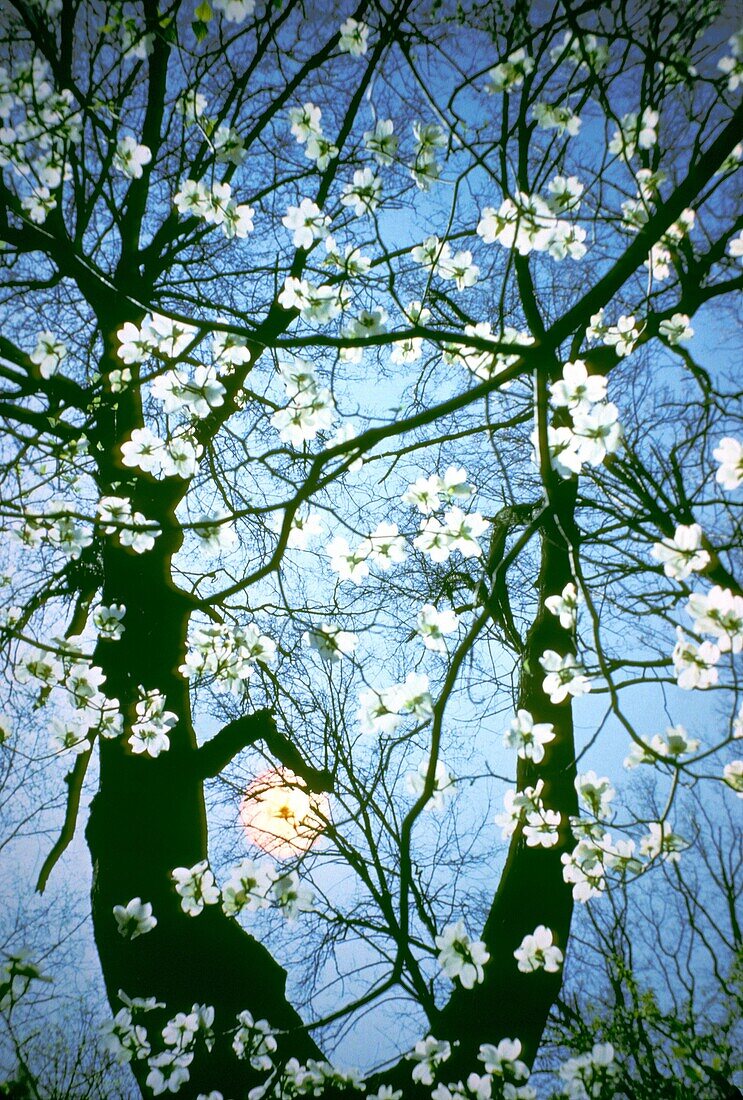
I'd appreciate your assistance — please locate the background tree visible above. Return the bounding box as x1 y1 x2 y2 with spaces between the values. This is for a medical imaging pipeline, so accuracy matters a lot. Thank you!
0 0 741 1096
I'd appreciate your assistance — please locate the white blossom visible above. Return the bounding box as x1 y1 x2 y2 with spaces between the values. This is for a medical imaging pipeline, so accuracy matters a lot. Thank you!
651 523 709 580
113 898 157 940
503 709 556 764
171 860 220 916
435 920 489 989
513 925 563 973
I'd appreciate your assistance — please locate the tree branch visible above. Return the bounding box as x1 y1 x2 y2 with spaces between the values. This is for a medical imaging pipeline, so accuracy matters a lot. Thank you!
195 708 333 791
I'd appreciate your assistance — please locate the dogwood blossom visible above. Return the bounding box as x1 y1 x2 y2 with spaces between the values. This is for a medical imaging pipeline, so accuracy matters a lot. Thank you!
603 314 640 357
659 313 694 344
494 780 546 839
514 925 563 973
523 805 562 848
575 772 615 820
713 437 743 490
282 198 329 249
561 840 607 901
545 582 579 630
50 718 90 756
327 536 371 584
93 604 126 641
540 650 591 703
29 330 67 379
171 860 220 916
232 1010 277 1069
113 898 157 940
405 757 456 810
272 870 314 920
416 604 459 651
686 586 743 652
651 523 710 580
640 821 688 863
99 1008 151 1064
367 522 407 569
303 623 358 663
718 30 743 91
723 760 743 797
20 183 56 223
533 101 581 136
477 193 554 255
550 361 606 410
213 0 255 22
338 17 369 55
288 102 322 143
364 119 398 165
341 168 381 217
485 48 534 92
435 921 489 988
407 1036 452 1086
672 629 720 690
558 1043 617 1098
221 858 277 916
503 709 556 764
113 136 152 179
146 1049 192 1096
478 1038 530 1083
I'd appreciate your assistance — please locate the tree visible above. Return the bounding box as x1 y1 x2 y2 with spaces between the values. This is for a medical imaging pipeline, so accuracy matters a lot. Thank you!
0 0 741 1096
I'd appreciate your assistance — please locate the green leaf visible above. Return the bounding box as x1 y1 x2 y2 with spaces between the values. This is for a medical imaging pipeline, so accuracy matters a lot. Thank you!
192 19 210 41
194 0 212 21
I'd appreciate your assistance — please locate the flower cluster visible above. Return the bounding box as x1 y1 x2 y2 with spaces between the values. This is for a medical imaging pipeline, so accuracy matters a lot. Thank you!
477 189 586 261
232 1009 277 1070
538 360 621 478
121 426 202 479
97 495 161 554
129 687 178 758
221 858 277 916
287 101 338 170
358 672 433 735
117 313 197 365
180 621 276 693
414 507 489 563
557 1042 617 1099
495 780 561 849
174 178 254 239
15 504 92 561
0 57 82 225
270 358 336 446
150 364 225 419
624 725 700 769
278 275 347 323
431 1039 535 1100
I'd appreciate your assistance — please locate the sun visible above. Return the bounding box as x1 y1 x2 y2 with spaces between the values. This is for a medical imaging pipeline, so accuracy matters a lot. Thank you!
240 768 330 858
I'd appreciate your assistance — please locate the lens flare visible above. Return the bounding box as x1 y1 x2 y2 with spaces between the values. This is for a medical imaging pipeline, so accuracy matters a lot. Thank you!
240 769 329 858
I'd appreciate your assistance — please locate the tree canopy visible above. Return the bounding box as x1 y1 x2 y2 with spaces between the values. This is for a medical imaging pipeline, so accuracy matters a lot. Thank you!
0 0 741 1097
